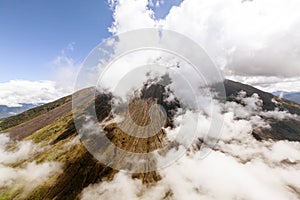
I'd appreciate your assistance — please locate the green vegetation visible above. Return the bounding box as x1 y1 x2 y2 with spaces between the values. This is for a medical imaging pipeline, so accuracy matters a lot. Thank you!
1 82 299 199
26 113 73 144
277 97 300 116
0 95 71 131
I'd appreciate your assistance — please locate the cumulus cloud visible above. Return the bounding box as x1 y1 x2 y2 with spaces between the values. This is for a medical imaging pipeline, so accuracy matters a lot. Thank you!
0 43 78 107
80 93 300 199
0 162 62 196
80 173 144 200
109 0 300 91
0 134 42 164
79 1 300 198
0 80 67 107
108 0 157 33
260 108 299 121
0 133 63 196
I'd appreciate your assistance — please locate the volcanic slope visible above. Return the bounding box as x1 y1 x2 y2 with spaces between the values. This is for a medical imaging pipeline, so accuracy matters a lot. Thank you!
0 80 299 199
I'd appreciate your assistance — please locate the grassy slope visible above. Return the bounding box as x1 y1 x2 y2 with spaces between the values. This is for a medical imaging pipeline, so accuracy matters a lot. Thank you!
0 89 161 200
0 81 300 199
0 95 72 131
0 109 117 200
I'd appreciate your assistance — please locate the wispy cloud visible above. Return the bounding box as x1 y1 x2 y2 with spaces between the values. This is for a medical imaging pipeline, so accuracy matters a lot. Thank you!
51 42 80 93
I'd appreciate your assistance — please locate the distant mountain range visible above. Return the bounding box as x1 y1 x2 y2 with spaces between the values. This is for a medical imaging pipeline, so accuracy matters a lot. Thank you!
0 103 43 119
273 91 300 104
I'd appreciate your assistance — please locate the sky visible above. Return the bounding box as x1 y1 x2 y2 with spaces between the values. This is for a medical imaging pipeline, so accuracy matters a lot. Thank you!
0 0 182 82
1 1 299 199
1 0 300 107
0 0 113 81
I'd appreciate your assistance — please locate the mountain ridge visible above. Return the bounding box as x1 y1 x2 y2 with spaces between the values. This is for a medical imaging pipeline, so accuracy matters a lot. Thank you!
0 79 299 199
273 91 300 104
0 103 44 119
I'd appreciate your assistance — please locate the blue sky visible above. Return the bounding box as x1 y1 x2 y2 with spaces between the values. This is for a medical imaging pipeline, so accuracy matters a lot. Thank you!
0 0 113 82
0 0 182 83
1 0 299 107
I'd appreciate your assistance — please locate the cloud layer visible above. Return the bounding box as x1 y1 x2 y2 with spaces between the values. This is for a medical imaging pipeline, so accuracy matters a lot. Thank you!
0 80 67 107
0 133 63 196
78 2 300 198
109 0 300 92
227 75 300 93
80 92 300 200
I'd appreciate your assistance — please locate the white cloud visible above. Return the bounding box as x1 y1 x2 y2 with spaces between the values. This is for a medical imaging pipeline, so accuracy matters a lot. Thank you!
109 0 300 91
80 92 300 199
227 75 300 93
0 134 41 164
109 0 157 34
0 133 63 196
80 172 144 200
0 42 79 107
51 42 80 93
77 4 300 197
0 80 67 107
0 162 62 196
162 0 300 78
